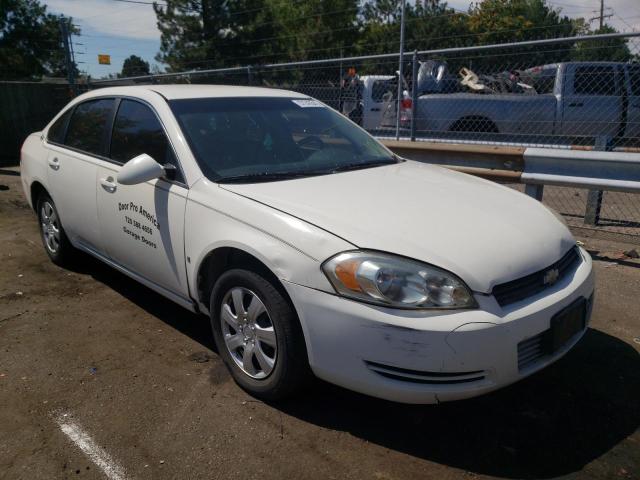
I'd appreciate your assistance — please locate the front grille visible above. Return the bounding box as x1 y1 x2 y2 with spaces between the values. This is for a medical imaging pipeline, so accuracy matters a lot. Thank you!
517 333 546 371
365 360 486 385
493 246 581 307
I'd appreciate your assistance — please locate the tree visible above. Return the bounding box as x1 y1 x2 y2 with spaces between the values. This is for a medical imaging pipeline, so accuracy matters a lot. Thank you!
153 0 360 71
0 0 78 80
572 25 634 63
152 0 637 79
464 0 578 69
120 55 150 77
154 0 229 72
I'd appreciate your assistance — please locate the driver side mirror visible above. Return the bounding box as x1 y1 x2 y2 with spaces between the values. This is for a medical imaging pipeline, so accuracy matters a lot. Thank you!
117 154 165 185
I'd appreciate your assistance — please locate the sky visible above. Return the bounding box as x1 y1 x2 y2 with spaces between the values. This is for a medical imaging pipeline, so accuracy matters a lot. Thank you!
43 0 640 79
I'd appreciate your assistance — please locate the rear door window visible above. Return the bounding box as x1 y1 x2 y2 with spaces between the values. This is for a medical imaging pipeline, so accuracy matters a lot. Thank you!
64 98 115 156
573 66 616 95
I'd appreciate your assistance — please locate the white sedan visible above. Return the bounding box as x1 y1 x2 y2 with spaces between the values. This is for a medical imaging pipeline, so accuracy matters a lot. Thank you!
20 85 594 404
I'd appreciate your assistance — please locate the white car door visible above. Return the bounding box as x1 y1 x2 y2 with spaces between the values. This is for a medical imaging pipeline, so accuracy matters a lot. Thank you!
45 98 116 253
95 98 190 300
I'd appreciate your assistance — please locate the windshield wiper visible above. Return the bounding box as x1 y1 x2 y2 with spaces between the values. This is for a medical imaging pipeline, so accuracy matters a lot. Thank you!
216 171 323 184
217 157 402 183
329 157 400 173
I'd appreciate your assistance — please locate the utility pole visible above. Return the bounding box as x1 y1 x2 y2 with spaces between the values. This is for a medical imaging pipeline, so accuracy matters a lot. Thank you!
589 0 612 30
395 0 406 141
600 0 604 29
59 17 77 95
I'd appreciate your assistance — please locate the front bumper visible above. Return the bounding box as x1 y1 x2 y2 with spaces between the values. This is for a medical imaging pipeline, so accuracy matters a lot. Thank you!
285 248 594 404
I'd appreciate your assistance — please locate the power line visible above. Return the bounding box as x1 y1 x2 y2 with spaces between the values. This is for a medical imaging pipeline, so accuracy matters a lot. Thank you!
547 0 598 9
111 0 167 6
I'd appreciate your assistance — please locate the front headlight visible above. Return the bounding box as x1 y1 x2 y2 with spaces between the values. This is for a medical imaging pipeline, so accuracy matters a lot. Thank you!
322 251 477 309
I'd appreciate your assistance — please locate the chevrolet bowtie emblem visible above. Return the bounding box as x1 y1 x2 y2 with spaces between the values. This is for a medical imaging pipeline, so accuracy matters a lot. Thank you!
543 268 560 286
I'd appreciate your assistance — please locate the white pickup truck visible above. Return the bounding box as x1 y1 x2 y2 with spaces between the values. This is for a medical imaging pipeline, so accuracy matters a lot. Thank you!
412 62 640 145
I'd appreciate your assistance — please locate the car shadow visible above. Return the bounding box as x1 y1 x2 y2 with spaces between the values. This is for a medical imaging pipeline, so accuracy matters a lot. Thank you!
275 328 639 479
65 252 639 479
66 251 216 352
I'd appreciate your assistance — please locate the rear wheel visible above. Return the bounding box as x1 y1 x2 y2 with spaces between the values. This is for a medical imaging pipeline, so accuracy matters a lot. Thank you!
210 268 310 401
37 193 76 266
450 116 499 133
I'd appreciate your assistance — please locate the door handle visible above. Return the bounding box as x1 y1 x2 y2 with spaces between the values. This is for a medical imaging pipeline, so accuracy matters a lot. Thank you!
100 176 117 193
568 102 583 107
48 157 60 170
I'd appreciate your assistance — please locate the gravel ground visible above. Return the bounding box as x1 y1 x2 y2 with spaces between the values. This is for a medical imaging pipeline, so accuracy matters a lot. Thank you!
1 166 639 480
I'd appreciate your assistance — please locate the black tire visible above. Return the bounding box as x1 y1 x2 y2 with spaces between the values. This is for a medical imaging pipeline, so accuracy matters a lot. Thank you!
450 116 499 134
36 193 76 266
210 268 311 401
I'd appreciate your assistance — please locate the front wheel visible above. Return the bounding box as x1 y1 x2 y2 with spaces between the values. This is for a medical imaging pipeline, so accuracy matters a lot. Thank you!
210 269 310 401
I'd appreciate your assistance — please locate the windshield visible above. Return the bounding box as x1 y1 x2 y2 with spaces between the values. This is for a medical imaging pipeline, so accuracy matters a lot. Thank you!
169 97 397 182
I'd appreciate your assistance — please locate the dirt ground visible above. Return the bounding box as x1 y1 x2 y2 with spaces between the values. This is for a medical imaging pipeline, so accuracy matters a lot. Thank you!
1 166 639 480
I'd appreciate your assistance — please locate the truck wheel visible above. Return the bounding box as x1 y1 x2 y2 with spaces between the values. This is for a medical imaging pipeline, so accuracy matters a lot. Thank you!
210 268 310 401
36 193 76 266
450 116 499 133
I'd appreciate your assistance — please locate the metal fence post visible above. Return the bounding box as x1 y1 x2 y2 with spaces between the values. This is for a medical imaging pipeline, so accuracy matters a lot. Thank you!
394 0 406 141
247 65 252 85
410 50 418 142
525 184 544 201
584 135 609 225
584 190 603 225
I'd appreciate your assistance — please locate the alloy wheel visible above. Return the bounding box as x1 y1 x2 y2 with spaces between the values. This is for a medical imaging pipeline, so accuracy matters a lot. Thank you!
220 287 278 379
40 201 61 255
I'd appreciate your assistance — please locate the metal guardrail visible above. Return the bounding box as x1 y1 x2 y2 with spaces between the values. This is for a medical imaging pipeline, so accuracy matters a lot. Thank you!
382 139 640 193
522 148 640 192
381 140 523 182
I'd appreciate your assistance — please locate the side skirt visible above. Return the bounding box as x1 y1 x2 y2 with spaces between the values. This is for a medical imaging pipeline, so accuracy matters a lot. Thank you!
74 242 199 313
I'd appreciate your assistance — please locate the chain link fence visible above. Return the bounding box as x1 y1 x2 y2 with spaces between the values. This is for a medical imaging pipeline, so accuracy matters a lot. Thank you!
91 32 640 243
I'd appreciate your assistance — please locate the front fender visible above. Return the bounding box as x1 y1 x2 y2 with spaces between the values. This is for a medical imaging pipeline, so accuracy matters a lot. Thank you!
185 180 354 307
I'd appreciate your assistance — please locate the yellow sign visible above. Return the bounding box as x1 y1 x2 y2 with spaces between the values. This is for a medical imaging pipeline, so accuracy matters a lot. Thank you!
98 54 111 65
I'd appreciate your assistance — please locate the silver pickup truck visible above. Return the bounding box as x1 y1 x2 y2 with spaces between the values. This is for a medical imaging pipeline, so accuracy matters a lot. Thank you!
413 62 640 145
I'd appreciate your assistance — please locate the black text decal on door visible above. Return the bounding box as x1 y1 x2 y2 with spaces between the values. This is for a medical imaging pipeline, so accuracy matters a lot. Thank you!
118 201 159 249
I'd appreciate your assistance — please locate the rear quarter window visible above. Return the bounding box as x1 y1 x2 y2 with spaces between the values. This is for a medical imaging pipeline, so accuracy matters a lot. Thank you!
65 98 115 156
47 109 72 144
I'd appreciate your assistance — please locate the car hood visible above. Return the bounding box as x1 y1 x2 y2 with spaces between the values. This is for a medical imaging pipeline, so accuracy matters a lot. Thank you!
220 161 576 293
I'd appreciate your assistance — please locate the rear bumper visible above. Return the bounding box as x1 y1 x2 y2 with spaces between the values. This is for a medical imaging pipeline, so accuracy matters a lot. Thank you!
285 248 594 404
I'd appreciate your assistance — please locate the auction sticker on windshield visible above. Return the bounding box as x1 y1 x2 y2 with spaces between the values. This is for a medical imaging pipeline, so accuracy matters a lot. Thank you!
291 99 324 108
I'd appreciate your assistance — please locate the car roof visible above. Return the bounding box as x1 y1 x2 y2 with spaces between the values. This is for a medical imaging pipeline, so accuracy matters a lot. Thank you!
78 84 309 101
